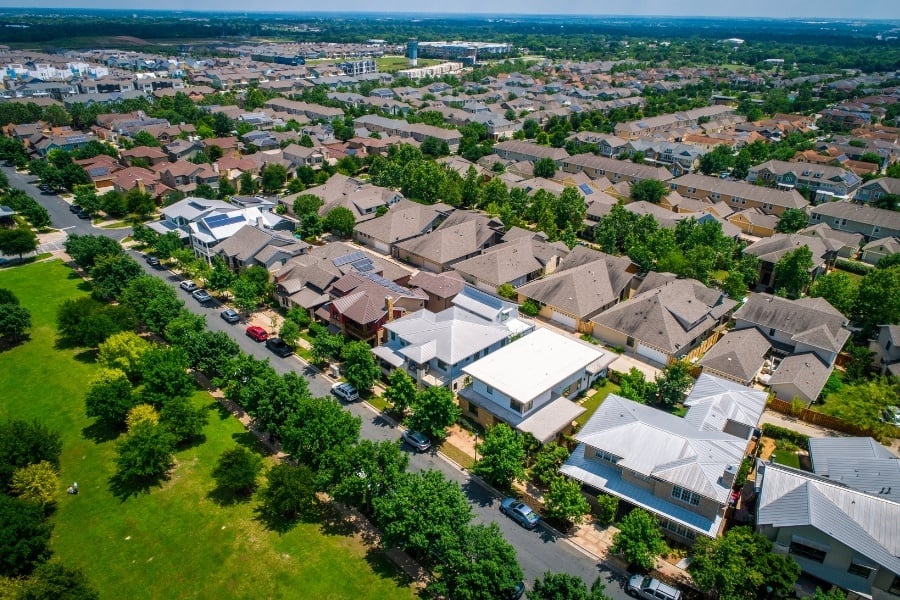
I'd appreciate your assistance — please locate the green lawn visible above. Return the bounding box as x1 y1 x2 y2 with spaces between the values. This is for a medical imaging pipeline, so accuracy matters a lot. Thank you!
0 260 415 600
576 381 621 427
771 449 801 469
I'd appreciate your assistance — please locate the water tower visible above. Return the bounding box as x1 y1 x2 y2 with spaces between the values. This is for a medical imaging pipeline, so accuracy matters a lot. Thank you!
407 38 418 67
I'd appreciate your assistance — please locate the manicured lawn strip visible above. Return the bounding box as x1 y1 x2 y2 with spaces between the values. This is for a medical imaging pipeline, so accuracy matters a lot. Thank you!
575 381 621 427
0 260 416 600
771 449 801 469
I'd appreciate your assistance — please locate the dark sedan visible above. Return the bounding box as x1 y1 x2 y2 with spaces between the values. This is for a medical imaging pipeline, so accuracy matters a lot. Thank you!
265 337 293 358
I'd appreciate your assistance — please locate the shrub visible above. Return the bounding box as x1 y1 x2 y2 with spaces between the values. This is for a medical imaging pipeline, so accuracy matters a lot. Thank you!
760 423 809 449
520 299 540 317
595 493 619 526
835 258 872 276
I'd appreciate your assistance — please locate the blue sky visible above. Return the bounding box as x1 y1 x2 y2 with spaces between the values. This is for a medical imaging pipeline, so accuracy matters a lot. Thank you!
2 0 898 19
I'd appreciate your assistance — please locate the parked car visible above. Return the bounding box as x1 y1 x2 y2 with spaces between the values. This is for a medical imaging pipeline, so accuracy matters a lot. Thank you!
220 308 240 324
191 289 212 303
332 382 359 402
499 498 540 530
246 325 269 342
401 430 431 453
76 210 91 220
507 582 526 600
180 280 198 292
0 257 10 267
69 204 81 213
247 325 269 342
626 576 682 600
265 337 293 358
145 255 160 266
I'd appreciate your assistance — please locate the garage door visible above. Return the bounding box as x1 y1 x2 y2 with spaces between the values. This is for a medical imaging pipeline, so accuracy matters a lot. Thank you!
550 310 577 330
372 240 390 254
637 343 668 365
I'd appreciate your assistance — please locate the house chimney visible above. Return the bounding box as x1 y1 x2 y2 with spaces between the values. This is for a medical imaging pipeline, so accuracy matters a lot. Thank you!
385 295 395 321
135 178 145 195
722 464 737 488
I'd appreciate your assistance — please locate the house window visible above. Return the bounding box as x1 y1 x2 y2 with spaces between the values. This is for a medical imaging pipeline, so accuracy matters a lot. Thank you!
485 385 493 395
671 486 701 506
889 575 900 595
660 519 697 541
626 336 635 347
769 328 776 337
593 449 619 464
789 542 827 563
469 405 479 417
437 360 448 371
847 561 876 579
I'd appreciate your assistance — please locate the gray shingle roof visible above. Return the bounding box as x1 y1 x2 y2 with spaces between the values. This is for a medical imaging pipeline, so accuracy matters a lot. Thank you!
768 353 832 401
394 211 502 266
811 201 900 231
733 293 851 353
698 327 771 384
353 198 453 245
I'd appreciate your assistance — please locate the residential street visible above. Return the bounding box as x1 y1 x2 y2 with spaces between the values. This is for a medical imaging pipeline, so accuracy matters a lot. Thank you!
5 163 630 597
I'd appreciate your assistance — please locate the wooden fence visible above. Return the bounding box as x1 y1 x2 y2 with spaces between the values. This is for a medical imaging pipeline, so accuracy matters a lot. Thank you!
766 397 873 436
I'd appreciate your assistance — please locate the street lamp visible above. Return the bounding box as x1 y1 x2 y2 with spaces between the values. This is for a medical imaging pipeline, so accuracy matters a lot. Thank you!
474 432 479 463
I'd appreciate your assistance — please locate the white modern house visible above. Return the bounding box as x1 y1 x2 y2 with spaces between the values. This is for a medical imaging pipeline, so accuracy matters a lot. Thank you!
371 286 533 392
458 328 613 442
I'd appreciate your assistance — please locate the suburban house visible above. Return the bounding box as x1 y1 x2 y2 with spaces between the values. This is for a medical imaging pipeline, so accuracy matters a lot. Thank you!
407 271 466 312
727 208 780 238
155 161 219 194
591 273 737 365
327 271 428 344
452 231 571 294
861 237 900 265
214 224 309 271
393 210 505 273
515 246 636 333
283 173 404 224
121 145 169 167
798 223 865 259
669 173 809 217
807 437 900 503
371 285 533 392
697 327 773 386
492 140 570 164
733 294 852 403
352 199 454 255
809 202 900 242
560 154 674 185
870 325 900 377
613 105 737 140
747 160 862 201
458 328 612 443
755 460 900 600
855 177 900 204
282 143 326 169
742 234 835 290
561 374 765 543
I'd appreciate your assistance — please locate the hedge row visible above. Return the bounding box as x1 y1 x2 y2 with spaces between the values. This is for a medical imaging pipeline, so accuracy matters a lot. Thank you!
760 423 810 449
835 258 873 275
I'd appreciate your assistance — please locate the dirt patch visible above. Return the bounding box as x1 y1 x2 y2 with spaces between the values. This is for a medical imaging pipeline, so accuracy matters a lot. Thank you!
758 437 777 460
112 35 152 45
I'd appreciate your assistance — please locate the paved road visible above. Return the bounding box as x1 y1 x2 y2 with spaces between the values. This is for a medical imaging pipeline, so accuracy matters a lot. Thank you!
6 164 629 596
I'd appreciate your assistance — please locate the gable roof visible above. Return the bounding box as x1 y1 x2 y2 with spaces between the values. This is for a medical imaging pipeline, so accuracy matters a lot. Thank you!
743 233 832 267
757 462 900 574
809 437 900 501
683 373 768 433
394 210 503 266
811 201 900 231
215 224 306 263
768 353 832 401
452 234 569 288
592 275 735 354
671 173 809 210
353 198 453 245
575 394 746 503
408 270 466 299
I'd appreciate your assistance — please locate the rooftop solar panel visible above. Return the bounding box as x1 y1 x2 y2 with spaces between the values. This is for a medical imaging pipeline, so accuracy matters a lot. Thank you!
332 250 368 267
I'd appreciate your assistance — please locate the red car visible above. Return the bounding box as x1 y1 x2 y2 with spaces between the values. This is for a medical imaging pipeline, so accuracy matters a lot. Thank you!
246 325 269 342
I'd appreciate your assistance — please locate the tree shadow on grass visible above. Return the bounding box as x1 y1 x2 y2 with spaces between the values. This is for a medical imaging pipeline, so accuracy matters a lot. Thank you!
76 281 92 293
0 335 30 354
81 420 123 444
211 401 233 422
73 348 98 363
253 500 323 535
364 547 415 589
231 431 270 454
108 470 169 502
318 503 364 540
206 484 255 507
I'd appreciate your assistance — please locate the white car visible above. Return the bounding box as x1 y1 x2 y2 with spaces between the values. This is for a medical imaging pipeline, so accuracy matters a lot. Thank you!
180 280 198 292
332 383 359 402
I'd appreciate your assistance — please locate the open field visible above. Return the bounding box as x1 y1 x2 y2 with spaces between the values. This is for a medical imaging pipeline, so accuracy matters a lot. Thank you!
0 260 415 600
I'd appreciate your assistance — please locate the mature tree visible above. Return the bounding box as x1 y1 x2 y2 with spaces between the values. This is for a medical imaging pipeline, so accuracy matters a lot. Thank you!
258 462 318 521
776 208 809 234
544 476 591 526
429 523 523 600
230 276 262 315
88 253 143 301
261 163 288 193
63 234 122 270
373 469 474 559
310 329 345 365
211 447 263 496
84 368 136 427
555 186 588 233
131 131 161 147
322 206 356 238
292 193 323 217
341 340 380 392
721 269 748 300
279 319 301 348
384 369 417 415
817 378 900 440
473 423 526 488
179 329 240 377
97 331 151 382
843 344 874 384
420 136 451 158
159 396 208 445
114 421 176 480
595 494 620 527
533 157 557 178
690 526 800 600
618 367 656 404
205 257 235 293
654 360 693 407
56 297 134 347
854 265 900 336
125 188 156 218
10 461 58 507
125 404 159 432
20 561 100 600
807 271 857 316
811 588 846 600
0 303 31 343
773 245 813 299
279 396 361 470
0 420 62 490
407 386 461 442
138 346 194 404
163 310 206 347
630 179 668 203
529 572 611 600
698 144 735 176
530 443 571 488
611 509 668 571
0 495 53 577
325 439 409 515
0 228 37 259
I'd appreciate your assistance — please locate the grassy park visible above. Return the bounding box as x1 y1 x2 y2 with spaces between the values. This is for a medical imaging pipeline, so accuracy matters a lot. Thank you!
0 260 415 599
